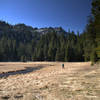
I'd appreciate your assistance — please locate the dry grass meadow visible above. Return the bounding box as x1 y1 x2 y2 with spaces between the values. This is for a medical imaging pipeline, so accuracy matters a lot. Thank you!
0 62 100 100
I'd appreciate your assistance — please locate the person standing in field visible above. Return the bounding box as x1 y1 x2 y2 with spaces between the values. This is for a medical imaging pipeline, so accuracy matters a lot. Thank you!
62 64 64 69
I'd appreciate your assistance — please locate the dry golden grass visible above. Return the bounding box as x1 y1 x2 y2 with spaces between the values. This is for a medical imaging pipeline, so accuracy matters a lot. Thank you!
0 62 100 100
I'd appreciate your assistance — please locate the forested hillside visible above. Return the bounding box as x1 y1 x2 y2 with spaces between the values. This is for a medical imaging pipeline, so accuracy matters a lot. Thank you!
0 21 84 62
0 0 99 63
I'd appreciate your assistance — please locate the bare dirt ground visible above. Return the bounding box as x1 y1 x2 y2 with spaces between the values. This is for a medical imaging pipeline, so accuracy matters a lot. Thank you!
0 62 100 100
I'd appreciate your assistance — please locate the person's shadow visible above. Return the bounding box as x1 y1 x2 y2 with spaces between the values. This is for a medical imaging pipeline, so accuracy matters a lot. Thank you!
0 66 44 78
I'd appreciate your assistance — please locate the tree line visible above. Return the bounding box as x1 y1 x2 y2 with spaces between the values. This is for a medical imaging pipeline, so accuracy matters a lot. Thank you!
0 23 84 62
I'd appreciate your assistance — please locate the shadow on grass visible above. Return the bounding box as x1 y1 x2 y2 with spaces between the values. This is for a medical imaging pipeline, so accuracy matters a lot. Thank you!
0 66 44 78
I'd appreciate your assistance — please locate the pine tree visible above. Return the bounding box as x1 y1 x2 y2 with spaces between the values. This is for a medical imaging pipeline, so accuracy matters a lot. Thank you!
65 46 69 62
55 48 61 61
92 0 100 61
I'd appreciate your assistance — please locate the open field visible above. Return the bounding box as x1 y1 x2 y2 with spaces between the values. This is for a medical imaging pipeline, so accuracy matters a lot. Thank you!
0 62 100 100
